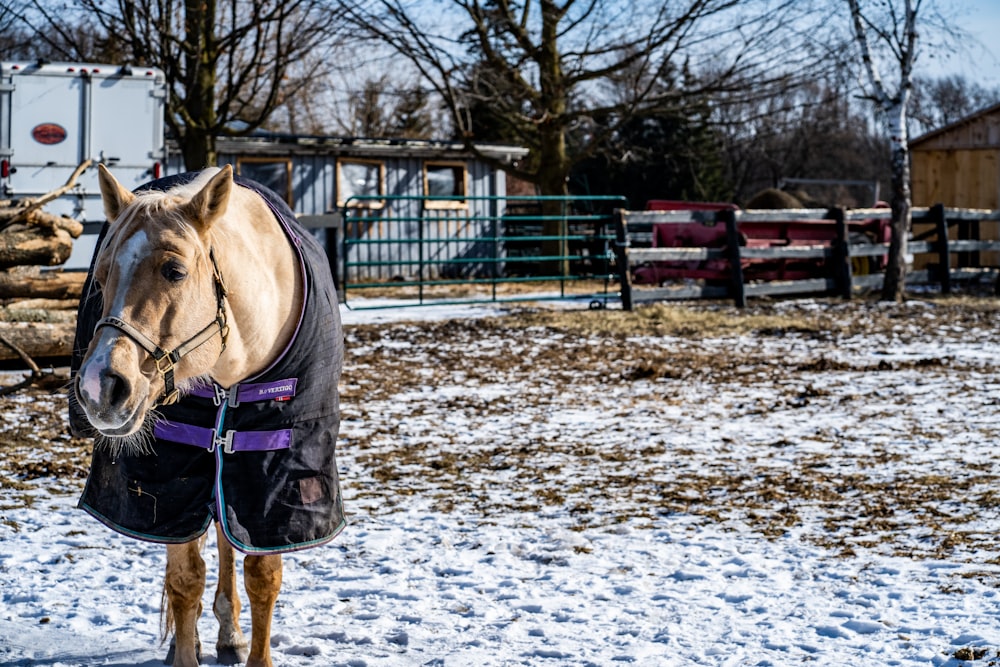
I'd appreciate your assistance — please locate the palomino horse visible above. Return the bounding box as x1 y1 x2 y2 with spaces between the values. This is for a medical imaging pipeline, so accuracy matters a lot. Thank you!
71 165 345 667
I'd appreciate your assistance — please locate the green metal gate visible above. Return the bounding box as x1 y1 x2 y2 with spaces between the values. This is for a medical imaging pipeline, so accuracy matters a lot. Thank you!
340 194 626 309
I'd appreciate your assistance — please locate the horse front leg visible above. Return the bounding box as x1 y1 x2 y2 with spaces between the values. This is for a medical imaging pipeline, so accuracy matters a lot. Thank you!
213 523 249 664
164 540 207 667
244 554 283 667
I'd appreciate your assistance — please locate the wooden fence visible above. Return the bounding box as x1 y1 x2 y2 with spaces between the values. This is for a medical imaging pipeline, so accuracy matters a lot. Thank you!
614 205 1000 310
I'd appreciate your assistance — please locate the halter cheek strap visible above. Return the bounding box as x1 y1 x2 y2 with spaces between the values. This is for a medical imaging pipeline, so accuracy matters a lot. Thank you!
93 248 230 406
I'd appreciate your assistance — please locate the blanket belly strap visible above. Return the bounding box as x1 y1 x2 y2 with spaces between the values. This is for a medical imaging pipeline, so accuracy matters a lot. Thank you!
155 420 292 454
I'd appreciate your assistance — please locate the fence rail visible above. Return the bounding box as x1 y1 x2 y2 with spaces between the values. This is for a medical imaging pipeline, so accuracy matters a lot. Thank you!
615 204 1000 309
320 199 1000 310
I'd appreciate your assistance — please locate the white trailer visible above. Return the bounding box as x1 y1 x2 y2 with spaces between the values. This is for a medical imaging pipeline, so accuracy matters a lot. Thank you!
0 61 166 268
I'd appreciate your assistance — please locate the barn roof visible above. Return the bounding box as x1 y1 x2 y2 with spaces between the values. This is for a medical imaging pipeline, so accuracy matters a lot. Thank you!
910 100 1000 150
208 132 530 163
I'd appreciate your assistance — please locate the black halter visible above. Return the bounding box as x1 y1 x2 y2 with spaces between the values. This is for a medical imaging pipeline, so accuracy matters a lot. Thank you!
93 248 230 406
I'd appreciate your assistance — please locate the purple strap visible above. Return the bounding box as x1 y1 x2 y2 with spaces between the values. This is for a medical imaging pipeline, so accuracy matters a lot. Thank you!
188 378 297 406
155 420 292 454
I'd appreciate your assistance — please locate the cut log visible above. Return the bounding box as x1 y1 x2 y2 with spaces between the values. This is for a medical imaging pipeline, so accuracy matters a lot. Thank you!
0 227 74 269
0 302 78 324
0 158 91 235
2 298 79 312
0 210 84 238
0 321 76 361
0 269 87 300
28 211 84 238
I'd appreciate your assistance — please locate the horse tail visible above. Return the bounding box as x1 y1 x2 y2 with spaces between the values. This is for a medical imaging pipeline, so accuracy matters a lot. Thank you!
160 582 174 644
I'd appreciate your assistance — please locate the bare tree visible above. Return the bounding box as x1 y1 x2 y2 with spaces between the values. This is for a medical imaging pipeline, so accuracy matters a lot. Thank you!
259 53 345 136
909 74 1000 136
330 74 436 139
712 73 891 206
846 0 930 301
9 0 347 169
0 1 31 58
0 0 110 61
344 0 828 271
344 0 832 195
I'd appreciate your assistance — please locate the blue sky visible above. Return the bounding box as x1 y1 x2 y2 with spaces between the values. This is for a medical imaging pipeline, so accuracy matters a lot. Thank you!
923 0 1000 89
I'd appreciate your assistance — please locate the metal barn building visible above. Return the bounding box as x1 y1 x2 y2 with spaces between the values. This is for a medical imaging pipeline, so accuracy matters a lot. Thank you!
184 134 528 215
168 134 530 282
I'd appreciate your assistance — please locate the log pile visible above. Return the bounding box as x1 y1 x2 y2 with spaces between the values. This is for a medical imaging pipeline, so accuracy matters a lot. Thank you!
0 161 91 376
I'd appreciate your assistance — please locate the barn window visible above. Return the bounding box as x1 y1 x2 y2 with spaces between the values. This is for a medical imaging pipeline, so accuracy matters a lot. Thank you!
337 158 385 207
236 158 293 206
424 161 468 209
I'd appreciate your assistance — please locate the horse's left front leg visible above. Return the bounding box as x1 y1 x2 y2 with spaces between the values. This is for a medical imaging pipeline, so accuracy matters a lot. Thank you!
244 553 283 667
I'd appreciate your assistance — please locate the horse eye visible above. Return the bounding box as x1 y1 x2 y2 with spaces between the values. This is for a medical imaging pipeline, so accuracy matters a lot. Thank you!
161 261 187 283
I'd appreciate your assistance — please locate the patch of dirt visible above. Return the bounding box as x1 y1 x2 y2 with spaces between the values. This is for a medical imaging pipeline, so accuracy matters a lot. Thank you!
4 295 1000 568
0 386 92 493
338 296 1000 564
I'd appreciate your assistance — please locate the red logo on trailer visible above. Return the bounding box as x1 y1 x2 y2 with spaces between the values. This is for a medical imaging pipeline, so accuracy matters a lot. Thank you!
31 123 67 145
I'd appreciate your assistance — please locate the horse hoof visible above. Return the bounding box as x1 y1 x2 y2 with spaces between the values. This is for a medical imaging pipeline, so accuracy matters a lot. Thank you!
164 636 203 665
216 644 250 665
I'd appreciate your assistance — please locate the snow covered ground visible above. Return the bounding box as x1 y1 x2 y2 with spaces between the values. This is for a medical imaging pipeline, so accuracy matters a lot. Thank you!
2 297 1000 666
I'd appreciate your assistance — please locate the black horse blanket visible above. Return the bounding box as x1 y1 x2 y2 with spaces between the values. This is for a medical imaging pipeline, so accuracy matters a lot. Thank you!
70 172 345 554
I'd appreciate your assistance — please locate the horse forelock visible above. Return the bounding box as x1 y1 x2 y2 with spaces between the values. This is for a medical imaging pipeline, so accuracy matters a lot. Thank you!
90 180 227 331
96 181 215 273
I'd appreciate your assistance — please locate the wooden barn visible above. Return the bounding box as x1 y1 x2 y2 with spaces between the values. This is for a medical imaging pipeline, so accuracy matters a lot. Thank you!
910 102 1000 268
910 101 1000 208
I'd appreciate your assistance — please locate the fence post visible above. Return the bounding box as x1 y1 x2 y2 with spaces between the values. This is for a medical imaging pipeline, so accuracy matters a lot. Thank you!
612 209 634 311
340 209 352 303
932 203 951 294
721 208 746 308
830 207 852 299
418 206 426 304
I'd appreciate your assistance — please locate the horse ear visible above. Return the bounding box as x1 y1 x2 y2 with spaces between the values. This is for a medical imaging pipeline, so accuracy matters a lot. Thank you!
98 164 136 222
185 165 233 233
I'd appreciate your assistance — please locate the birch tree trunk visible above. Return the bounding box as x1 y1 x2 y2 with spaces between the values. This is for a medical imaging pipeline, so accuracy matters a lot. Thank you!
883 100 912 300
846 0 917 301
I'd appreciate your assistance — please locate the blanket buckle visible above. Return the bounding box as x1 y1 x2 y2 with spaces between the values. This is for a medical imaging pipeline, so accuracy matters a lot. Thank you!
213 430 236 454
227 384 242 408
212 384 227 407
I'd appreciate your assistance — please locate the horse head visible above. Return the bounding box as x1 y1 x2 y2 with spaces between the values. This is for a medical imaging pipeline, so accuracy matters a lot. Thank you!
74 165 233 444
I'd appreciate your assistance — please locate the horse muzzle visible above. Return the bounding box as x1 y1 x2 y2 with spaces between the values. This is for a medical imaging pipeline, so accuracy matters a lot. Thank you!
75 349 153 437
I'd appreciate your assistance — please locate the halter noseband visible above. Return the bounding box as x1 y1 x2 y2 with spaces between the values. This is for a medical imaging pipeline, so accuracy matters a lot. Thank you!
93 248 230 406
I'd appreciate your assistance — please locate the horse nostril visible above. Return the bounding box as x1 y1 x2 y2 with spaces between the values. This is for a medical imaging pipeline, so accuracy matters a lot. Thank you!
104 370 131 409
